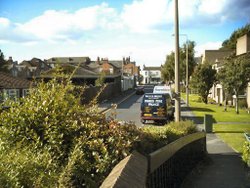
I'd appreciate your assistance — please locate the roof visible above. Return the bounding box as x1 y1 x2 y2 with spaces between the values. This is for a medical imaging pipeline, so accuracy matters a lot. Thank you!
46 57 90 64
42 64 98 76
203 50 233 63
143 66 161 71
109 61 123 69
0 72 31 89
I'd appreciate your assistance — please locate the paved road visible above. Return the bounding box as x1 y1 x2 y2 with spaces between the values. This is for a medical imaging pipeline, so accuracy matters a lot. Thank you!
104 85 154 127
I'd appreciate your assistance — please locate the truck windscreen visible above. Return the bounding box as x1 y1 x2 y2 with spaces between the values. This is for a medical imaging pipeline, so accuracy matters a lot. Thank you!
143 94 165 107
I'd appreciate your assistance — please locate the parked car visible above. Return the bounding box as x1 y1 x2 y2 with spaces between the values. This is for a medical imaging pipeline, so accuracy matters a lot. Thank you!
136 86 144 95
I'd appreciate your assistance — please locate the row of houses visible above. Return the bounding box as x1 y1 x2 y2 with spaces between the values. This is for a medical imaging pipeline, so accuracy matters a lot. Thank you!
204 34 250 108
0 56 140 101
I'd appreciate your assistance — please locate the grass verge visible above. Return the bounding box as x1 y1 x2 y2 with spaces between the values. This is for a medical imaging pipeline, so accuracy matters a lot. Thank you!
213 124 250 153
182 93 250 123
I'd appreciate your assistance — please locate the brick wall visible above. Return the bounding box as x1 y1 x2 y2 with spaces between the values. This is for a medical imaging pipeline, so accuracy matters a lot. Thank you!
81 82 121 104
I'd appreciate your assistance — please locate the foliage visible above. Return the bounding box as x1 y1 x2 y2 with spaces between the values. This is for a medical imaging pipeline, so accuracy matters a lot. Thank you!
0 77 140 187
221 23 250 50
242 141 250 166
95 71 106 86
0 49 9 72
139 121 196 154
218 53 250 113
161 41 197 83
190 62 217 104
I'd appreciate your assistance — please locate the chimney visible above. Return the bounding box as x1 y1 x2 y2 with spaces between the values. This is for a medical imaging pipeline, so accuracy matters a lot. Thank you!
97 56 100 63
9 56 13 61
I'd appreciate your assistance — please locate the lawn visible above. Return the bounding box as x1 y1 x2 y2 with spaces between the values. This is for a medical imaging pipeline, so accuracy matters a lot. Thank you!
182 93 250 123
182 93 250 153
214 124 250 153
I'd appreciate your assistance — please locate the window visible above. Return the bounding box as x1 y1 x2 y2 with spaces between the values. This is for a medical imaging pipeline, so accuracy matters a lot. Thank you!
5 89 19 100
23 89 30 97
145 71 147 75
109 68 113 74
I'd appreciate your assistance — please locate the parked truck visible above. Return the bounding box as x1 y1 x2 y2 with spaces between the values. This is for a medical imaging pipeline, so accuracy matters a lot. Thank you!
140 93 174 124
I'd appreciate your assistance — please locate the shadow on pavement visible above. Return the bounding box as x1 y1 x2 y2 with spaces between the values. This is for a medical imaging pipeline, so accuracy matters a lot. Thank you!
181 153 249 188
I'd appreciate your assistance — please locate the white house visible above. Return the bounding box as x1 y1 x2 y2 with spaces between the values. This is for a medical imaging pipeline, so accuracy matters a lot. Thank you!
141 65 162 84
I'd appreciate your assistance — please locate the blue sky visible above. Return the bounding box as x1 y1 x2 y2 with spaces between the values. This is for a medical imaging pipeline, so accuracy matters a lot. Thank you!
0 0 249 67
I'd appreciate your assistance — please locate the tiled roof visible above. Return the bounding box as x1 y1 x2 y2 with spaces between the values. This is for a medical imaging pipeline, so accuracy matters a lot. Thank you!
203 50 233 63
143 66 161 71
0 72 31 89
42 64 98 76
109 61 123 69
47 57 90 64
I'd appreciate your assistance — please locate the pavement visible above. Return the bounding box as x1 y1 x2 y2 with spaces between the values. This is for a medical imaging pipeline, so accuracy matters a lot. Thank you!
98 93 250 187
181 104 250 188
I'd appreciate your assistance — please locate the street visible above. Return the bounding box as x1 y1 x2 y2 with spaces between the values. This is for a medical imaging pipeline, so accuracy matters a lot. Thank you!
104 85 154 127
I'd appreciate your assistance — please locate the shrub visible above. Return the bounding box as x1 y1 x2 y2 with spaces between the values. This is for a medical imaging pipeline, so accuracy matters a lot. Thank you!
138 121 197 154
242 141 250 166
0 78 140 187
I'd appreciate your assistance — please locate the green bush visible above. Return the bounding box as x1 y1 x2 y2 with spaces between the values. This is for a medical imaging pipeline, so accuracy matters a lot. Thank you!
138 121 196 154
242 141 250 166
0 78 140 187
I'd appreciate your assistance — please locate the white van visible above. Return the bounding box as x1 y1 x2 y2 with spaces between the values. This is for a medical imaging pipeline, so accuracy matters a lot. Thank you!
153 85 172 99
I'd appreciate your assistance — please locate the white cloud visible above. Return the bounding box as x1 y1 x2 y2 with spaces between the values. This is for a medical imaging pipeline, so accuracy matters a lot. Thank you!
0 17 10 28
198 0 227 15
16 3 120 41
121 0 168 33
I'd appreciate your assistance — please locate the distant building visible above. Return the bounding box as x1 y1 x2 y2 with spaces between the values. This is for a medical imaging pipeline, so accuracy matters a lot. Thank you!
0 71 31 101
141 65 161 84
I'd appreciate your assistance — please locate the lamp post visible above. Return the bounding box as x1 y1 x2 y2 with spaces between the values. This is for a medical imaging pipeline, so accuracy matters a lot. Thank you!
174 0 180 122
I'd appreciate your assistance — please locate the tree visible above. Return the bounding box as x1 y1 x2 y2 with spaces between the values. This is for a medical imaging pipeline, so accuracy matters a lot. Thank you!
161 41 197 84
0 49 9 72
219 53 250 114
221 23 250 50
190 62 217 104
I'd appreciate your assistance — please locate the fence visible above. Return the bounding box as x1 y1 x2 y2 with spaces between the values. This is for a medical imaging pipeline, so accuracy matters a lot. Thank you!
101 132 206 188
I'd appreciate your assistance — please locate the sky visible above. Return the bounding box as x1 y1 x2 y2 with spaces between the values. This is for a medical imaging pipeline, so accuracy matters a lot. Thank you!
0 0 250 67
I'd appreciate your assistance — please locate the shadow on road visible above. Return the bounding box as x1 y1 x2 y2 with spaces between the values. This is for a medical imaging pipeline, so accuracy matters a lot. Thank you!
117 94 143 109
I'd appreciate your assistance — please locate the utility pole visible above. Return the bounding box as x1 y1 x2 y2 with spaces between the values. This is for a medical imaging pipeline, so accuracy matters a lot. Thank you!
174 0 180 122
